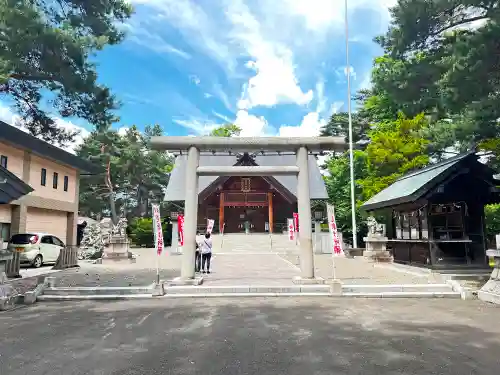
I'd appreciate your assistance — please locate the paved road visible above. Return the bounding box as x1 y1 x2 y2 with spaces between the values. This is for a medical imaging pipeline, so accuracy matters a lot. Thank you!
1 298 499 374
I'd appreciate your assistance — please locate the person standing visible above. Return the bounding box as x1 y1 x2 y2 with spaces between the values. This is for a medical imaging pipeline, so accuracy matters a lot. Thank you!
195 231 201 273
200 232 213 274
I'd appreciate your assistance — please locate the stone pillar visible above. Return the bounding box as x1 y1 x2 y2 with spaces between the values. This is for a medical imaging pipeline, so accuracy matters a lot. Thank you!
66 211 78 246
10 205 27 234
296 146 314 279
181 146 199 279
66 171 80 246
478 243 500 304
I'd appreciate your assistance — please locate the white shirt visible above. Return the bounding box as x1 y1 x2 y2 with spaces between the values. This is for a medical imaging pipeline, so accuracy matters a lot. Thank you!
199 237 213 254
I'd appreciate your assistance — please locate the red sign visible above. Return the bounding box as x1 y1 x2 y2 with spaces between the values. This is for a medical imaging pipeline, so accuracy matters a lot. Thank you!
327 204 344 256
178 215 185 246
293 212 299 232
287 218 295 241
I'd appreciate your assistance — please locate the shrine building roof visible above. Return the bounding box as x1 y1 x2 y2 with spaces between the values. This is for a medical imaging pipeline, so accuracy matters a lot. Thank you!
164 152 328 202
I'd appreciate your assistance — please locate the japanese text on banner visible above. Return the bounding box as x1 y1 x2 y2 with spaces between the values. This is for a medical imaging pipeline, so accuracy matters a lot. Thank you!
327 204 344 256
152 204 164 255
207 219 215 234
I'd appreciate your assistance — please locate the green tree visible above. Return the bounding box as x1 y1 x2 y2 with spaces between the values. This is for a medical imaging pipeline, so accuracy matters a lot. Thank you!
0 0 133 145
323 151 368 246
485 204 500 246
358 114 430 200
374 0 500 164
209 123 241 137
76 125 173 221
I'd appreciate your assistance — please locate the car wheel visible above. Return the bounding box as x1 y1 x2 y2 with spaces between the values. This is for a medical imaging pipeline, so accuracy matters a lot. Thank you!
33 255 43 268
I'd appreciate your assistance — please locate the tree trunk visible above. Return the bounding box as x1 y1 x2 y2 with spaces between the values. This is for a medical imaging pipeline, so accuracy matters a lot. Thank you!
109 192 119 225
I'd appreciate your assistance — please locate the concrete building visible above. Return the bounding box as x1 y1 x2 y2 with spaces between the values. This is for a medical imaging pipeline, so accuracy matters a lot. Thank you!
0 121 99 246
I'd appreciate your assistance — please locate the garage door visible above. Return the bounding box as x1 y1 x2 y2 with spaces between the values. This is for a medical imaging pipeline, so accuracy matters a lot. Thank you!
26 208 68 244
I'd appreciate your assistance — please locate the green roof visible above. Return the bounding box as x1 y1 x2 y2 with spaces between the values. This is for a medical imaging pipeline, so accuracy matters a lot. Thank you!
361 153 472 211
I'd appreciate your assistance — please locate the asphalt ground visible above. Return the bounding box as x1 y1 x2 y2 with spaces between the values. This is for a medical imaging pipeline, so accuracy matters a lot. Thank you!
1 298 499 375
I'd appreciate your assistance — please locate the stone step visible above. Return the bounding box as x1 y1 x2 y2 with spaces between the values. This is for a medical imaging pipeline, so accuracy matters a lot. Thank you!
43 286 154 296
164 285 332 294
439 273 491 281
37 294 153 301
342 291 461 298
342 284 454 294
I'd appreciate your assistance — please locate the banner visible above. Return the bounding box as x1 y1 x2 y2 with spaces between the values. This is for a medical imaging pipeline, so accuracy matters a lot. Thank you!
178 214 185 246
287 218 295 241
327 204 344 256
207 219 215 234
293 212 299 232
152 204 164 256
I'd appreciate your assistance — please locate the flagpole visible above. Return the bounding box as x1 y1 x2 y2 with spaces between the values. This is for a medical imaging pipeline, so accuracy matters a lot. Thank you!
345 0 358 249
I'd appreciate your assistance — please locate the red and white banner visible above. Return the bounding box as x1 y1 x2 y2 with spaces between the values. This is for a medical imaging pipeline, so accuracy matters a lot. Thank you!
152 204 164 256
207 219 215 234
287 218 295 241
178 214 185 246
327 204 344 256
293 212 299 232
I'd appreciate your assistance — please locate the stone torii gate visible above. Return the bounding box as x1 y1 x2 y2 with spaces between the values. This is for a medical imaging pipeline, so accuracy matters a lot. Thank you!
151 136 346 284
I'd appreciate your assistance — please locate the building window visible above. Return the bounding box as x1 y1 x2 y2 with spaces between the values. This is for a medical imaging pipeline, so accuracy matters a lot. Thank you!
53 172 58 189
41 168 47 186
0 155 7 169
63 176 69 192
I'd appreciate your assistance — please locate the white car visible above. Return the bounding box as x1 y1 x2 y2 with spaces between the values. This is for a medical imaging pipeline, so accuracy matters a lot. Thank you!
8 233 65 268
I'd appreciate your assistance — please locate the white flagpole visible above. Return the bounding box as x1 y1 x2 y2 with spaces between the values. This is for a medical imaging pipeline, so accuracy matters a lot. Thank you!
345 0 357 249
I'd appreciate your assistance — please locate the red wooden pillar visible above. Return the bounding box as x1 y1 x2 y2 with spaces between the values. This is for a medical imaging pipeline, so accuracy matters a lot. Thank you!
268 192 274 233
219 192 225 233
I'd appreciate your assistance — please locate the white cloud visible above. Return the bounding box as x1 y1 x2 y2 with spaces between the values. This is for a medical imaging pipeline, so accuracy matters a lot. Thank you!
0 103 89 154
225 0 313 110
344 66 357 80
121 22 191 59
234 110 270 136
172 118 219 135
118 127 129 136
129 0 397 137
0 103 129 154
278 112 326 137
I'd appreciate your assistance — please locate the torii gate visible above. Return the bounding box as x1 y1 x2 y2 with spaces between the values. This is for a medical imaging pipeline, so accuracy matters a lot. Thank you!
151 136 346 284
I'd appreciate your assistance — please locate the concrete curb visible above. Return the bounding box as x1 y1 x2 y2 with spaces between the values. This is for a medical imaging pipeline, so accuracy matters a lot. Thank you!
445 280 478 300
24 276 49 304
37 294 154 301
477 290 500 304
342 291 461 298
165 285 332 294
162 292 332 298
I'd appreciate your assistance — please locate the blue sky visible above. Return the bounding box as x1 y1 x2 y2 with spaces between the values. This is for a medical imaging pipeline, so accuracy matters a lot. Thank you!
0 0 397 150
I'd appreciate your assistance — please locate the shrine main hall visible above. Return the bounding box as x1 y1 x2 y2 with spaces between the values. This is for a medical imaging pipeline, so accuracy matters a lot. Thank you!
164 151 328 234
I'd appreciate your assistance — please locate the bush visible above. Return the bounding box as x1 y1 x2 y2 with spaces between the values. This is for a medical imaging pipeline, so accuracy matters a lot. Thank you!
128 217 172 248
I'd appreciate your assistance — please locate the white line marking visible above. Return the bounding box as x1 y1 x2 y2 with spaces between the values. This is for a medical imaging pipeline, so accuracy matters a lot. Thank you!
137 313 152 326
277 254 300 271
